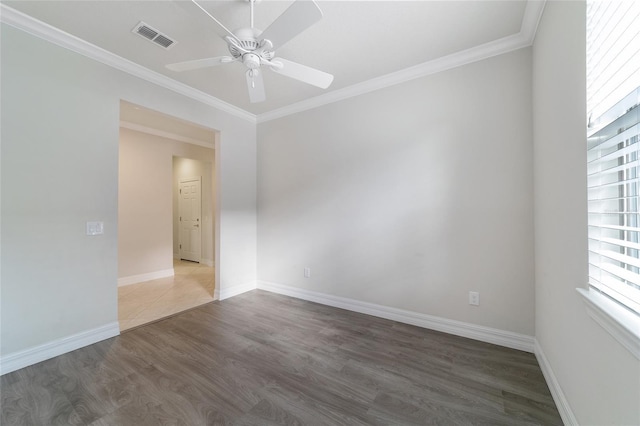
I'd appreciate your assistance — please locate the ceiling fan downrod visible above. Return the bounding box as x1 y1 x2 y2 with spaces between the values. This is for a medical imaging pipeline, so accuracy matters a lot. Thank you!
250 0 255 29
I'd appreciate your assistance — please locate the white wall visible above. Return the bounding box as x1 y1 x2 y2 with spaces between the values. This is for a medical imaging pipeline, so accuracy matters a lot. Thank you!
119 128 172 279
532 1 640 424
173 156 215 265
0 23 256 359
257 48 535 336
118 128 215 279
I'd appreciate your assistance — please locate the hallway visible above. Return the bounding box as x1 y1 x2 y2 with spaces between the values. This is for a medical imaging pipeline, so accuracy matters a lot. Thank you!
118 259 215 331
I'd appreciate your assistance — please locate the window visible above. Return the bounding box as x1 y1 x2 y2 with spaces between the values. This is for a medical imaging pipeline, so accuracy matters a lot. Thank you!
587 0 640 315
583 0 640 357
587 89 640 314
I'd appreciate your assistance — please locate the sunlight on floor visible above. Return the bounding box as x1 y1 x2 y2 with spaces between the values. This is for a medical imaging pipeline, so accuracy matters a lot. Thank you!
118 259 215 331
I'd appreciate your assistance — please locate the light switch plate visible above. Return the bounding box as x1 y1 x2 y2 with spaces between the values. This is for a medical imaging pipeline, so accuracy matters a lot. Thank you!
86 221 104 236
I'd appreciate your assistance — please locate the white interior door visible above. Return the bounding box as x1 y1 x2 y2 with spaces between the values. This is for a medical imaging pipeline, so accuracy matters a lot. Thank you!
179 177 202 262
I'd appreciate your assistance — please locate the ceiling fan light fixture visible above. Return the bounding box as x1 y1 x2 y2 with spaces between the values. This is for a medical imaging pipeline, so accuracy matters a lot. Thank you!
243 53 261 69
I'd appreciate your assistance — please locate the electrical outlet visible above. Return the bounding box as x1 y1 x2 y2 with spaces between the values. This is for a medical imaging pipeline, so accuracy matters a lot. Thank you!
469 291 480 306
304 267 311 278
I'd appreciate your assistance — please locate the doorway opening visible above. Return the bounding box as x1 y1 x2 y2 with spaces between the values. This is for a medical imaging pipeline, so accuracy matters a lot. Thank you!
117 100 217 331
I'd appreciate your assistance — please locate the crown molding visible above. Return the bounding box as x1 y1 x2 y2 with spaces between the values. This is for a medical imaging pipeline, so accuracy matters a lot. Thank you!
257 0 547 123
521 0 547 45
256 33 529 123
1 1 546 125
120 121 215 149
0 4 256 124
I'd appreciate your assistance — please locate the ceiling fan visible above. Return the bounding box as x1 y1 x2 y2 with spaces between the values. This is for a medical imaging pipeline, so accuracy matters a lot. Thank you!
166 0 334 103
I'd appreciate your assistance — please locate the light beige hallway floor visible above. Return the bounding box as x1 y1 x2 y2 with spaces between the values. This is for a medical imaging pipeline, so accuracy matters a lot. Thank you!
118 259 215 331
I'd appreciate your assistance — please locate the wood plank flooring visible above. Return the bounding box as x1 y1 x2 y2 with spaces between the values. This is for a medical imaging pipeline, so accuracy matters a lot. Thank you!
1 290 562 425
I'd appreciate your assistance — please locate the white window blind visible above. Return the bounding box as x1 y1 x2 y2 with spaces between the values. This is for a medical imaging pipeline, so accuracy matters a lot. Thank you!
587 0 640 315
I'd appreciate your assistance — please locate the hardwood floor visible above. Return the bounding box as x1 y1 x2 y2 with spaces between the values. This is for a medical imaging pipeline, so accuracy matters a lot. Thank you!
1 290 562 425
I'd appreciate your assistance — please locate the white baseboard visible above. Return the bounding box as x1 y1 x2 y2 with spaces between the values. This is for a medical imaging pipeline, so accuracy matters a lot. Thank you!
0 322 120 375
534 339 578 425
219 280 257 300
117 268 174 287
201 258 214 267
256 280 534 353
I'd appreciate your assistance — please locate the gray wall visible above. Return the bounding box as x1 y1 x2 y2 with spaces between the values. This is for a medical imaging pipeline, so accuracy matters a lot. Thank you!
532 1 640 424
257 48 535 336
0 24 257 356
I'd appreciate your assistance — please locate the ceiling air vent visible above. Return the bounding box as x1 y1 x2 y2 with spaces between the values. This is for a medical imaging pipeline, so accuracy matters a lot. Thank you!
132 21 176 49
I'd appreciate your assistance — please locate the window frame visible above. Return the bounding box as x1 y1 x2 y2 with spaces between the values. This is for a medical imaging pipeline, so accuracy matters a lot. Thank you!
581 0 640 359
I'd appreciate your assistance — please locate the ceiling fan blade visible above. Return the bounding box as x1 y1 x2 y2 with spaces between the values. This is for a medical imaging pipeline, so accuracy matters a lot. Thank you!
246 69 266 103
270 58 333 89
259 0 323 50
166 56 234 72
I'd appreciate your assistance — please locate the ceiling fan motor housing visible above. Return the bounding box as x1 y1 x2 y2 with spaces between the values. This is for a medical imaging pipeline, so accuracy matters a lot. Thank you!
228 27 275 66
229 28 259 56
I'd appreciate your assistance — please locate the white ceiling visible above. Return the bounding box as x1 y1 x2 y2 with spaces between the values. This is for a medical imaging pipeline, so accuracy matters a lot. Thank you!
3 0 533 117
